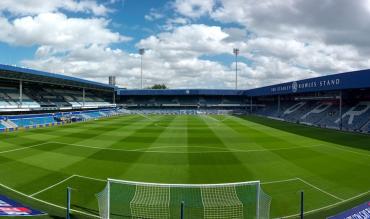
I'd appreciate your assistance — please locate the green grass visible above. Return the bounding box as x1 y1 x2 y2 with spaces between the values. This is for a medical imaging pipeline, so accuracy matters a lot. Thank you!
0 114 369 218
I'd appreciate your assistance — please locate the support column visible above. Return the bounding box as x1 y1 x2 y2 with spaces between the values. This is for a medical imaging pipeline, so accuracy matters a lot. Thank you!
113 91 116 104
82 88 85 107
19 80 23 108
250 96 253 114
339 90 342 130
277 95 280 114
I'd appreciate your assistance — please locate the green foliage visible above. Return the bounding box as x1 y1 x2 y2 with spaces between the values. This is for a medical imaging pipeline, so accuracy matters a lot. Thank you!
147 84 168 89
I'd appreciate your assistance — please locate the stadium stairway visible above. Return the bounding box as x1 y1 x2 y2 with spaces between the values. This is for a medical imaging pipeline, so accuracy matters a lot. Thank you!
0 119 18 129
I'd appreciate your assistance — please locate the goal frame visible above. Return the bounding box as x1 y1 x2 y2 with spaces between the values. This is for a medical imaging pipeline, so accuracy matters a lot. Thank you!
105 178 261 219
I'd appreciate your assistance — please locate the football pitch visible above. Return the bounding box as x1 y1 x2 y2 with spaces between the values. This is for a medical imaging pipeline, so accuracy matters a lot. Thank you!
0 114 369 218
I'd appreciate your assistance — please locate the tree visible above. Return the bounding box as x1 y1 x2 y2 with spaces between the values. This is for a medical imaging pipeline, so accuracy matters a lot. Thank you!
147 84 168 89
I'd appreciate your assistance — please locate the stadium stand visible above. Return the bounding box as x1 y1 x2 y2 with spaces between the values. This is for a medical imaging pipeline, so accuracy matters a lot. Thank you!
249 70 370 133
0 122 5 131
118 89 248 110
0 86 40 109
1 64 370 218
117 69 370 134
0 64 116 112
2 63 370 135
0 108 126 132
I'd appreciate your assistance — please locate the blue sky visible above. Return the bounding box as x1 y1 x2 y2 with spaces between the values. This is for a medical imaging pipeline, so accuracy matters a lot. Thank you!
0 0 369 89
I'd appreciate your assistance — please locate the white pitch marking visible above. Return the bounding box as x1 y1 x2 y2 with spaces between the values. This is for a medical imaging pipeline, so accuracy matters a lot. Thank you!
296 177 344 201
74 174 107 182
0 142 51 154
0 141 324 154
273 190 370 219
137 113 161 122
30 175 76 197
50 141 324 154
3 172 355 219
219 115 232 122
233 116 370 158
203 115 221 122
261 178 298 185
0 181 100 218
134 145 230 151
324 144 370 157
262 177 344 202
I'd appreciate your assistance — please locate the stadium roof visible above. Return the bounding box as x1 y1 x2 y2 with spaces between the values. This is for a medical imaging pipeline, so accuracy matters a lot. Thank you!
2 64 369 96
118 69 370 97
0 64 115 91
247 69 370 96
117 89 245 96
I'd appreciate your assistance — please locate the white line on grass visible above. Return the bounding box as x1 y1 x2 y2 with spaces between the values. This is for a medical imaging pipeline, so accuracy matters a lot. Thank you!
74 174 107 182
50 141 324 154
325 144 370 158
0 142 50 154
130 145 231 152
133 144 324 153
261 178 298 185
234 116 370 158
137 113 161 122
273 190 370 219
262 177 344 201
203 115 221 122
30 175 76 197
263 177 344 201
29 174 107 198
0 181 100 218
75 175 298 187
15 173 362 219
220 115 232 122
296 177 344 201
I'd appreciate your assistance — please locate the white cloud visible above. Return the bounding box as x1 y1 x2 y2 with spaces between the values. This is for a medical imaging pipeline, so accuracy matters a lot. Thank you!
163 17 190 30
144 9 165 21
211 0 370 51
7 0 370 89
22 44 236 89
174 0 215 18
22 24 238 89
0 13 129 49
23 21 369 89
0 0 109 16
138 24 231 58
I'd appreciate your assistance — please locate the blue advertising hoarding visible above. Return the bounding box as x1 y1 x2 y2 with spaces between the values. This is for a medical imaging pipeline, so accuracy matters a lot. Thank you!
0 195 44 216
328 201 370 219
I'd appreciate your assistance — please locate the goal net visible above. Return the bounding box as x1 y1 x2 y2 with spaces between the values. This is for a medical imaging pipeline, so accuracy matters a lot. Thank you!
96 179 271 219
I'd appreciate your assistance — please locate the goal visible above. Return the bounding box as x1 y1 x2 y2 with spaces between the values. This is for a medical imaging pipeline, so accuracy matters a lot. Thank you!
96 178 271 219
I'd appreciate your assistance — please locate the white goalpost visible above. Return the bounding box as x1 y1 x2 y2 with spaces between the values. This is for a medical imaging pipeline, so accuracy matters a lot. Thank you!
96 178 271 219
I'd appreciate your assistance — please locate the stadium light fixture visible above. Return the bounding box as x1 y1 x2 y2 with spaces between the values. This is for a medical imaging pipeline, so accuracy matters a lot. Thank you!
233 48 239 90
139 48 145 89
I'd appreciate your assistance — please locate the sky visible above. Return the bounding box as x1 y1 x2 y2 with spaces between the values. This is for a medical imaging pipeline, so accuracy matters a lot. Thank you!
1 0 370 89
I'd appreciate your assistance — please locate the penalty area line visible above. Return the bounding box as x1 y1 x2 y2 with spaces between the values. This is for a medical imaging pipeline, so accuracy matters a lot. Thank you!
261 178 298 185
30 175 76 197
263 177 344 201
296 177 344 201
29 174 107 198
74 174 107 182
0 181 100 218
273 190 370 219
